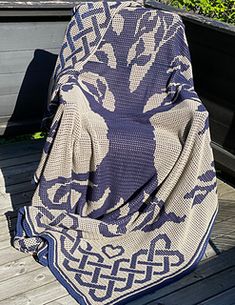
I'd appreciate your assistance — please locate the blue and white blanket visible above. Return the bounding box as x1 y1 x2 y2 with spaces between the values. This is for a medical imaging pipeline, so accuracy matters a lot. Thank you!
14 1 218 304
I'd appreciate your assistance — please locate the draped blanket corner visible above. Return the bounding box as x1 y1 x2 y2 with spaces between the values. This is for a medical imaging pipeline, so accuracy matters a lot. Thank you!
13 1 218 304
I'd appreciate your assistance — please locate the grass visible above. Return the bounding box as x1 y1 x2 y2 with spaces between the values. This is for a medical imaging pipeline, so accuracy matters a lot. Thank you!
0 132 46 145
159 0 235 25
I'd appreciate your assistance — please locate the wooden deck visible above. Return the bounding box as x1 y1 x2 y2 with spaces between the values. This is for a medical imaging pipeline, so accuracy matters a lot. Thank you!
0 139 235 305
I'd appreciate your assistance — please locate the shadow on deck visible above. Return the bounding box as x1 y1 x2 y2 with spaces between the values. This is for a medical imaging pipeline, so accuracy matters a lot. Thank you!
0 139 235 305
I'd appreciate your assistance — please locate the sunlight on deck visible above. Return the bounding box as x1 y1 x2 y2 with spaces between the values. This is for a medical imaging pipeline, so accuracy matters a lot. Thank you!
0 139 234 305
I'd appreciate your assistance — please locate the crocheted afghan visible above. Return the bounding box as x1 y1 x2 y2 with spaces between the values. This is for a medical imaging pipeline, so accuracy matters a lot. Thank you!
14 1 219 304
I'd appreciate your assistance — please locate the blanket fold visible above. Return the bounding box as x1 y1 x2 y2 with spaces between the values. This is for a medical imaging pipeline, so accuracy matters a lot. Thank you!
14 1 218 304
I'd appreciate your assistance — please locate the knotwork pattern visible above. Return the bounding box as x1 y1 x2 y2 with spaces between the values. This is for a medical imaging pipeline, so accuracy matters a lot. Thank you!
61 234 184 302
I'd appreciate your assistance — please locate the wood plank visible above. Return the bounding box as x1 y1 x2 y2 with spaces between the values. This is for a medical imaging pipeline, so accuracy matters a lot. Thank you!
0 245 31 266
0 192 32 215
0 267 56 301
0 254 42 283
0 21 66 120
0 246 226 305
126 248 235 305
212 235 235 252
0 81 49 123
0 22 67 52
0 170 37 188
211 218 235 238
0 9 72 17
0 70 53 97
0 187 33 204
217 180 235 201
0 94 16 116
218 200 233 209
151 267 235 305
0 140 42 187
202 243 217 260
0 215 17 237
0 233 12 243
0 0 81 8
0 48 60 75
46 294 77 305
0 72 30 96
0 281 70 305
199 286 235 305
0 180 35 195
215 214 235 224
0 118 42 136
0 141 234 305
0 163 37 186
0 238 12 250
214 211 235 222
0 140 38 150
0 140 44 161
0 210 30 238
1 210 22 223
0 153 41 168
0 200 31 217
0 161 39 176
0 115 10 124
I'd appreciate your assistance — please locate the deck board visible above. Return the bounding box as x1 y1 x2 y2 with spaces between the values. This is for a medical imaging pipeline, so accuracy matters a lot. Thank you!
127 248 235 305
0 139 235 304
150 266 235 305
199 286 235 305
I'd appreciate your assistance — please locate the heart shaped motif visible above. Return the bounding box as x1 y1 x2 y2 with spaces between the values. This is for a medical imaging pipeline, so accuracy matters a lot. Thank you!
102 245 124 259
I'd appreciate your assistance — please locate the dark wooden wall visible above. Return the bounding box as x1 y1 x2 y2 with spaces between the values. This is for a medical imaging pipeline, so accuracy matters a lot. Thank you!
0 20 68 135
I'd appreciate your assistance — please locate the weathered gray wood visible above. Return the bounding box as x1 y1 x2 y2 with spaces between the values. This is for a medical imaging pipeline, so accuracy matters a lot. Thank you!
0 254 42 283
0 214 17 235
0 140 234 304
0 233 12 243
46 294 77 305
0 281 70 305
0 117 42 136
215 211 235 221
0 267 56 301
0 180 35 194
217 181 235 201
0 192 32 215
126 248 235 305
151 267 235 305
0 115 11 124
0 160 40 187
0 94 17 117
211 218 235 238
199 286 235 305
0 153 41 168
0 238 11 250
0 71 46 97
202 243 216 260
0 245 31 266
212 235 235 252
0 219 15 238
0 20 66 134
0 0 82 8
0 48 60 75
0 170 37 188
0 22 66 52
0 140 44 161
0 139 44 156
0 9 72 17
0 161 39 176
